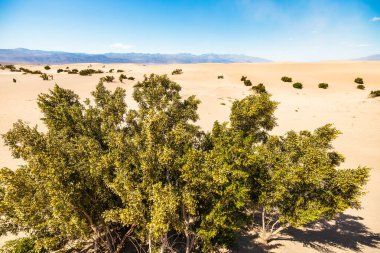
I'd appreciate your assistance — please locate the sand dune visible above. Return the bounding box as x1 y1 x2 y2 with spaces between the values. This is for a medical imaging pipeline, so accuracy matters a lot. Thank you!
0 62 379 252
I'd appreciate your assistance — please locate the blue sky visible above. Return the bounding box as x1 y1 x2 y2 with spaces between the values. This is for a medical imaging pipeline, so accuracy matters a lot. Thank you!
0 0 379 61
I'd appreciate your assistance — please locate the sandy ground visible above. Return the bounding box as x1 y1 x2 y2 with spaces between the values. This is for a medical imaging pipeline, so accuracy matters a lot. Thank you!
0 62 379 252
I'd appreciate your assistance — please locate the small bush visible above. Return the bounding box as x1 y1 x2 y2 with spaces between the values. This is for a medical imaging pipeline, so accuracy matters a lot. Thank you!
68 69 78 74
95 69 104 74
13 78 16 83
0 237 37 253
57 69 63 73
44 65 51 70
369 90 380 98
65 66 69 69
172 69 183 75
4 65 17 71
318 83 328 89
240 76 247 82
101 76 114 83
244 79 252 86
119 74 127 82
128 76 135 80
281 76 292 82
19 68 42 74
109 69 114 73
117 69 124 73
218 75 224 79
40 73 49 80
79 69 96 76
357 84 365 90
354 78 364 84
293 82 303 89
252 83 267 94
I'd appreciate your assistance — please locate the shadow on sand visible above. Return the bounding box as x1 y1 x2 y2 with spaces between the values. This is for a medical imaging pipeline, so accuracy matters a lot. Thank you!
232 214 380 253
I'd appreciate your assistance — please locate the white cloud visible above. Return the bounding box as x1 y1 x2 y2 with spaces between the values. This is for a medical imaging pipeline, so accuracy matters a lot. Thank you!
355 44 371 47
371 17 380 21
109 43 134 50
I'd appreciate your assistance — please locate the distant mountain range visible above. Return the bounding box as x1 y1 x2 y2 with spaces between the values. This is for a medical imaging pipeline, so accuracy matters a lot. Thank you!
355 54 380 61
0 48 270 64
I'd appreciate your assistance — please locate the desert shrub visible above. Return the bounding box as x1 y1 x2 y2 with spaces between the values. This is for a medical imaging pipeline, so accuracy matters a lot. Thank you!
0 237 38 253
109 69 114 73
241 76 247 82
128 76 135 80
44 65 51 70
357 84 365 90
281 76 292 82
95 69 104 74
57 69 63 73
4 65 16 71
119 74 127 82
369 90 380 98
19 68 41 74
354 78 364 84
79 69 96 76
244 79 252 86
218 75 224 79
293 82 303 89
68 69 78 74
40 73 49 80
172 69 183 75
117 69 124 73
252 83 267 94
318 83 328 89
13 78 16 83
101 76 114 82
65 66 69 69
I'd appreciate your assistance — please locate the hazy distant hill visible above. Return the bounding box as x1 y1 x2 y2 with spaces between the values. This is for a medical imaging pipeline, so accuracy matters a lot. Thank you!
355 54 380 61
0 48 270 64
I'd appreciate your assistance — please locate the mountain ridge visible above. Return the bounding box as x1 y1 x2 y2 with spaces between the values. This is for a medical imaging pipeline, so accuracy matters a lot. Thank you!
0 48 270 64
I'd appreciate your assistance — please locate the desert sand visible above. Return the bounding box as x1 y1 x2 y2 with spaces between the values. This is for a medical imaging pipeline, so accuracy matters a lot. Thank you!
0 62 379 252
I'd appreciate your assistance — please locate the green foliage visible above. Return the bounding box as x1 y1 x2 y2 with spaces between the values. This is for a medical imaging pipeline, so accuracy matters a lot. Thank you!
252 83 267 94
172 69 183 75
57 69 63 73
244 79 252 86
357 84 365 90
117 69 124 73
281 76 292 82
79 69 102 76
354 77 364 84
217 75 224 79
369 90 380 98
39 73 49 80
318 83 328 89
100 76 114 82
18 68 42 75
119 74 127 82
0 74 370 252
240 76 247 82
293 82 303 89
44 66 50 70
0 237 40 253
127 76 135 80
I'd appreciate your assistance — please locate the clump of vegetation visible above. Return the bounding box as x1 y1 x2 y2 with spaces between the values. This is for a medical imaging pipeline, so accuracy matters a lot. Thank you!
68 69 79 74
109 69 114 73
218 75 224 79
369 90 380 98
354 77 364 84
318 83 328 89
4 64 17 71
244 79 252 86
57 68 64 73
252 83 267 94
128 76 135 80
19 67 42 74
119 74 127 82
357 84 365 90
172 68 183 75
0 237 37 253
79 69 102 76
241 76 247 82
101 76 115 82
44 65 51 70
0 75 369 253
117 69 124 73
12 78 16 83
281 76 292 82
40 73 53 80
293 82 303 89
